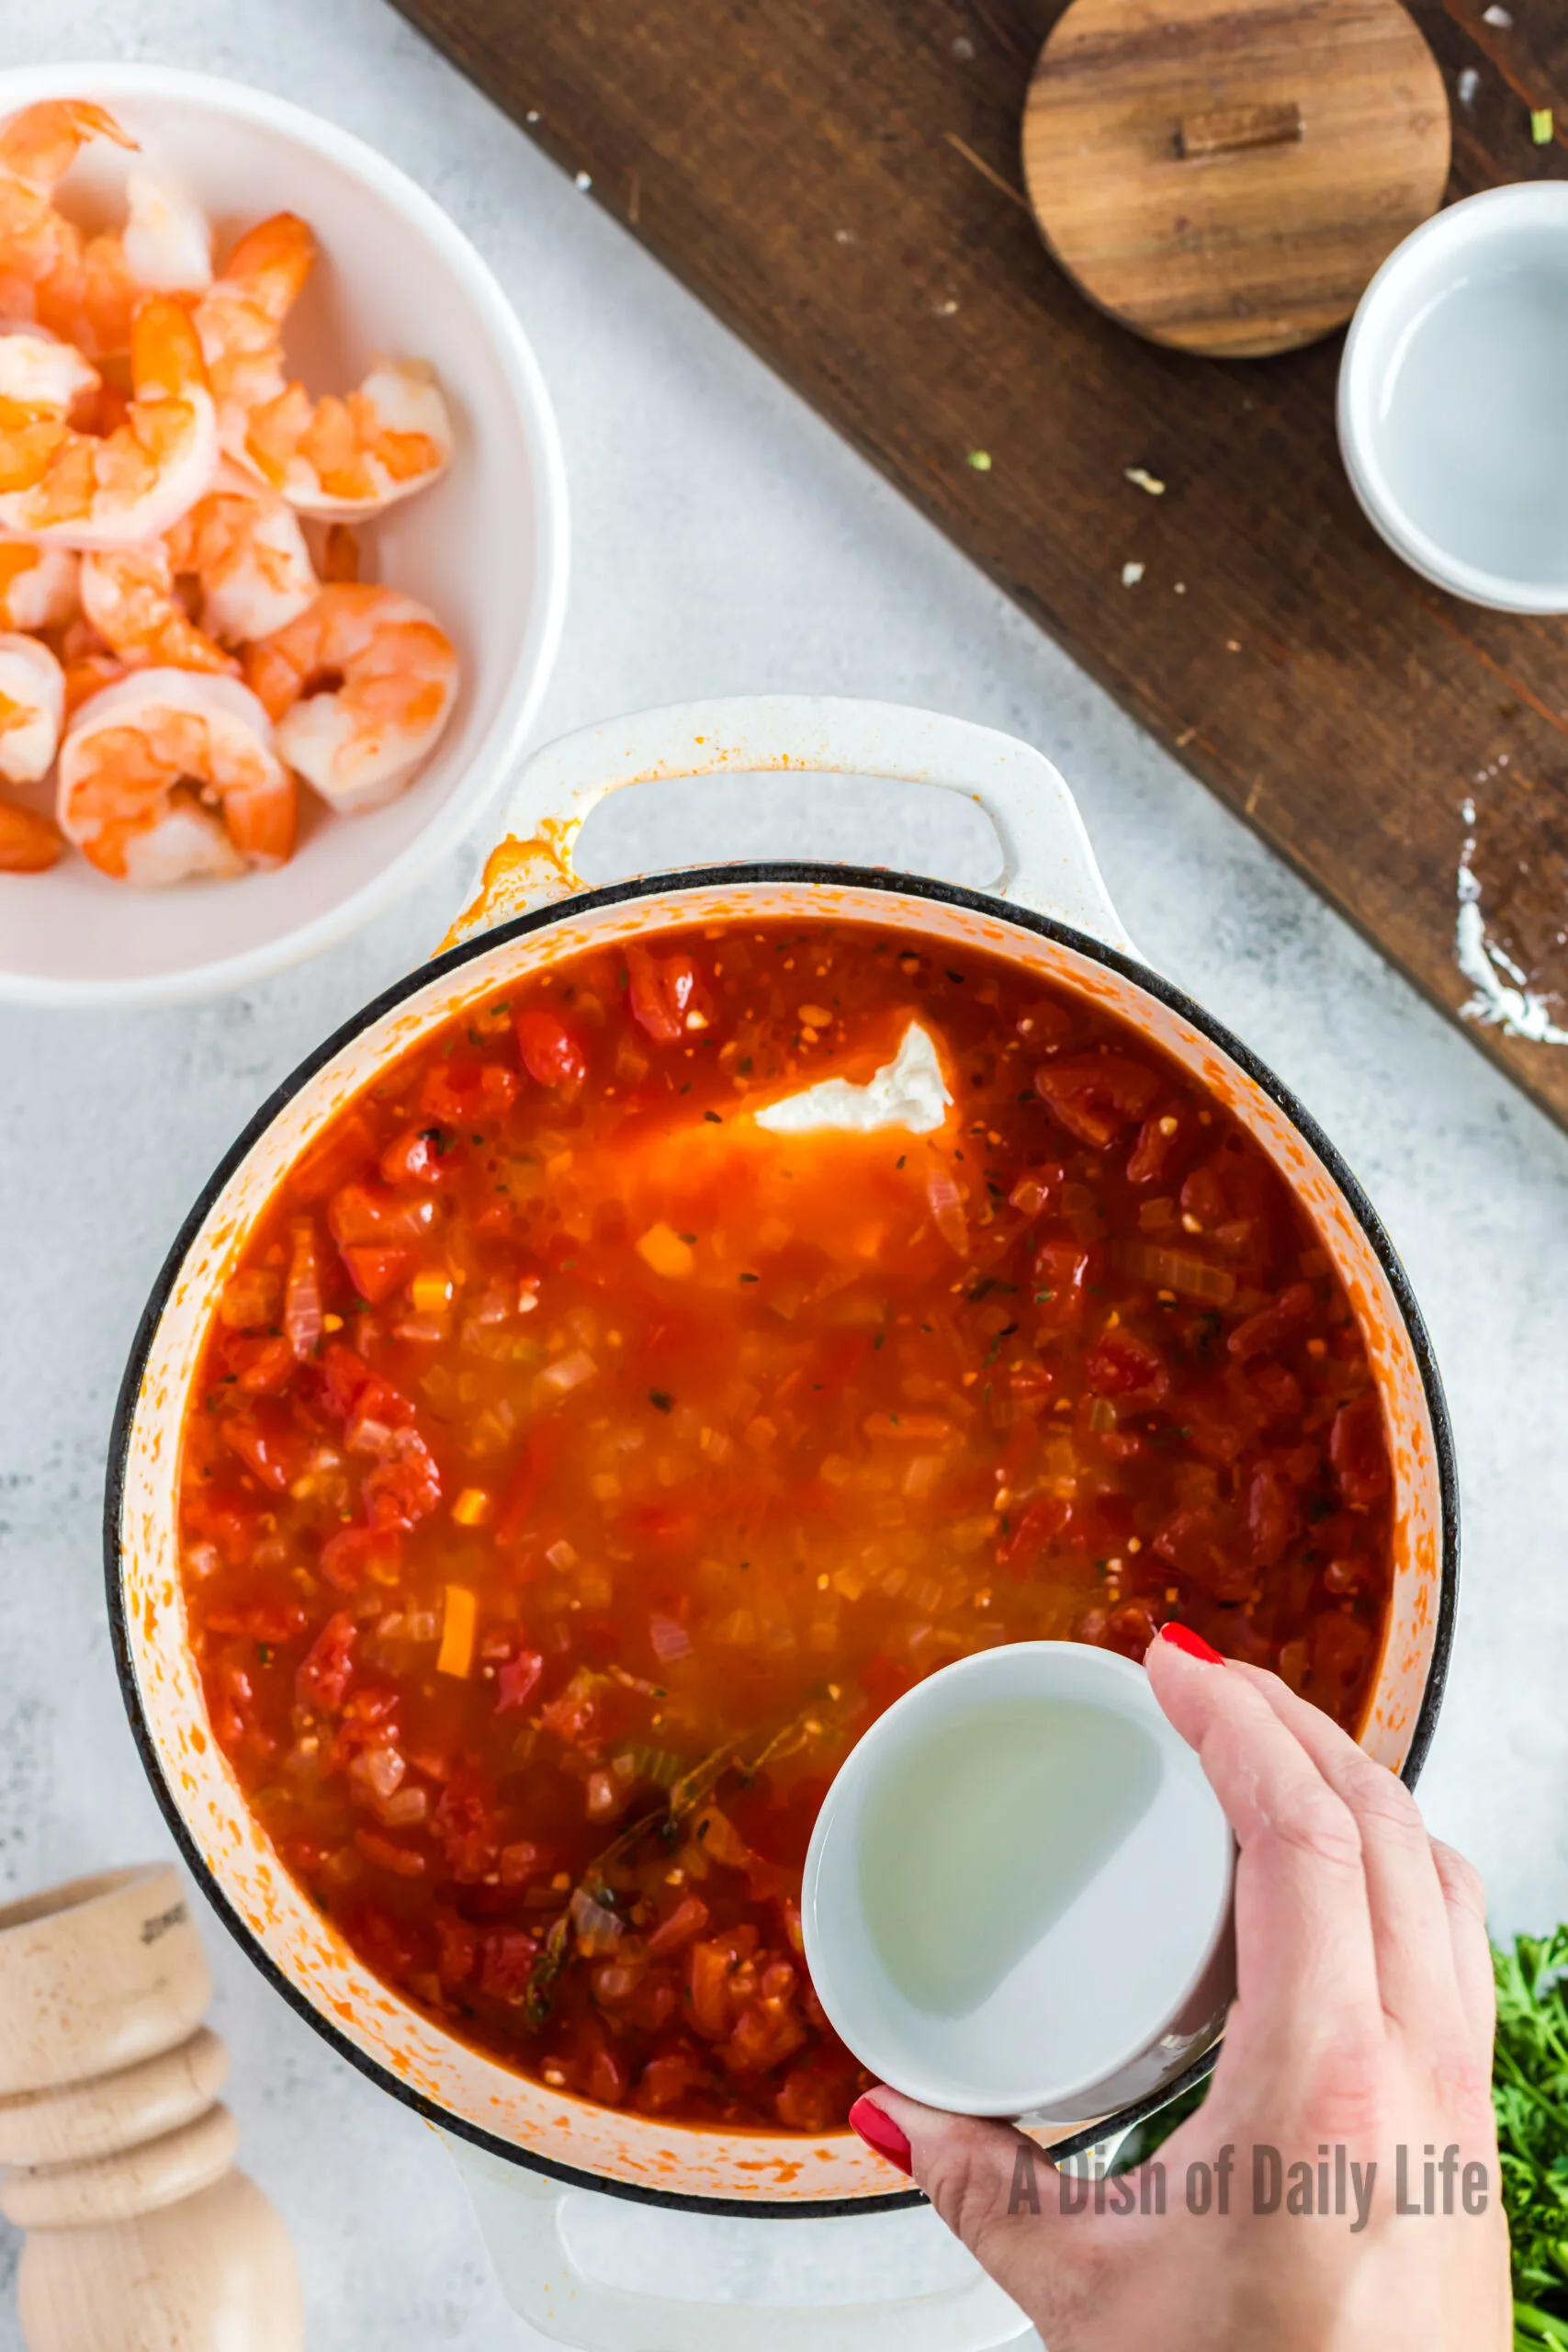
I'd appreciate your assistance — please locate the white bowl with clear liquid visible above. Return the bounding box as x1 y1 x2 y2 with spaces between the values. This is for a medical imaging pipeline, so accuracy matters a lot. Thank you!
801 1642 1236 2126
1338 182 1568 614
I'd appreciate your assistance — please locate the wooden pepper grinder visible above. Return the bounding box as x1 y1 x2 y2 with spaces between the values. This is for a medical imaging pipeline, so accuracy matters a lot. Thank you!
0 1864 303 2352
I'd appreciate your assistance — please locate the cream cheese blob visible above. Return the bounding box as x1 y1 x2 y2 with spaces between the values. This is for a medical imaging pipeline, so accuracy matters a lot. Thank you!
755 1021 952 1136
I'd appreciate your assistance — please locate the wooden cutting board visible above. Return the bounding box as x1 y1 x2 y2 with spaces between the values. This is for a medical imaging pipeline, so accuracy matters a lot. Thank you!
392 0 1568 1132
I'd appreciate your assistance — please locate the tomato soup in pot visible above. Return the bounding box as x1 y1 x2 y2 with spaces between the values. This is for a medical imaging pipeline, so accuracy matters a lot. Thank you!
174 915 1395 2139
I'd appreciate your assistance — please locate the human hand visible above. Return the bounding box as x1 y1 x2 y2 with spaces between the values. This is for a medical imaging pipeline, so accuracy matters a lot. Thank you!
848 1627 1511 2350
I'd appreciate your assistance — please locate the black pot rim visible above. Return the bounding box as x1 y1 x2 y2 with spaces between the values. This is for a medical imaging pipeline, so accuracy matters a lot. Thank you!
104 859 1459 2218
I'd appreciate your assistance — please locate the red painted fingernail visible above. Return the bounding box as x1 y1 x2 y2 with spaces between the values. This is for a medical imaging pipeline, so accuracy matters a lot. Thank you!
849 2095 913 2176
1158 1623 1225 1666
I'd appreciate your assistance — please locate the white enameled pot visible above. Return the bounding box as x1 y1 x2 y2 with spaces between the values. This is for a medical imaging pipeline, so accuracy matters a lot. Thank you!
108 697 1456 2349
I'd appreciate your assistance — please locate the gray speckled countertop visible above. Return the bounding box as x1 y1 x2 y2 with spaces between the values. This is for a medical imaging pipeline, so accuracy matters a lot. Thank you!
2 2 1566 2342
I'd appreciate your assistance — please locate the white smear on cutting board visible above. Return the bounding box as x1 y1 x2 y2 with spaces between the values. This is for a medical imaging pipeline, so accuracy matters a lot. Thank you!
756 1021 952 1134
1456 806 1568 1046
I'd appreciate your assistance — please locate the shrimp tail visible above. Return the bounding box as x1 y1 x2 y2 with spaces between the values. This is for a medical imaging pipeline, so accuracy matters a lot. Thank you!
0 99 136 195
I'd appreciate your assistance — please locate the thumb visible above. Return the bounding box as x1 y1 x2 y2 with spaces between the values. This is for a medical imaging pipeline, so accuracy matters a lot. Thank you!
851 2087 1089 2317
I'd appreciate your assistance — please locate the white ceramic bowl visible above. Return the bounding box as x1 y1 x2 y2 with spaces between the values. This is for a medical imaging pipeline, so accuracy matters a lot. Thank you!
0 62 568 1007
800 1642 1235 2123
1338 182 1568 614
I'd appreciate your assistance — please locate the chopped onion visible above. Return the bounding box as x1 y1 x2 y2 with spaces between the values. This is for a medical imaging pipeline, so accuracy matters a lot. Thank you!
284 1220 322 1361
1114 1241 1236 1303
570 1884 624 1955
927 1172 968 1255
649 1613 691 1664
534 1350 597 1402
350 1743 406 1802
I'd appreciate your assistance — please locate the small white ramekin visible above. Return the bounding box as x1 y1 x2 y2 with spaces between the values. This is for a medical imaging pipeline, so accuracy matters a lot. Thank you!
801 1641 1235 2126
0 62 568 1008
1338 181 1568 615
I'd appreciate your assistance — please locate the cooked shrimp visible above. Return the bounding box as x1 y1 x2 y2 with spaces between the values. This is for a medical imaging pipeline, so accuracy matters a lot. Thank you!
243 584 458 812
80 461 316 670
0 536 76 630
58 616 125 713
79 540 235 675
120 167 212 295
0 100 138 356
195 212 452 515
0 297 217 548
63 648 123 714
0 796 63 871
0 633 64 784
166 461 317 642
58 669 294 884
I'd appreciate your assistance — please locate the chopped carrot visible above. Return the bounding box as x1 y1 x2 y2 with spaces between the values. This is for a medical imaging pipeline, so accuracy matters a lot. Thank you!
436 1584 477 1678
637 1223 694 1278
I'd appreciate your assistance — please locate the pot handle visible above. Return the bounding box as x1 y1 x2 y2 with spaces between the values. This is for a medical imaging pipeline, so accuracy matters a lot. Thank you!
446 695 1134 956
446 2138 1032 2352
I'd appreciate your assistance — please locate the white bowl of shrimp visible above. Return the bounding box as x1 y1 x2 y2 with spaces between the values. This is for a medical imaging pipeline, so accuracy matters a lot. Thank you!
0 62 568 1004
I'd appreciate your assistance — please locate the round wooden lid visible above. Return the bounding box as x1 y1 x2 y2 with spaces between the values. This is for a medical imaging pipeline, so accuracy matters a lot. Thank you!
1021 0 1451 359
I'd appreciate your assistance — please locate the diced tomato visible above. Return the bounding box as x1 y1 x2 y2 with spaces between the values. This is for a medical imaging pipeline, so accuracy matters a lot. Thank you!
340 1245 418 1304
1228 1281 1314 1363
479 1927 539 2002
635 2051 707 2114
538 1664 604 1746
1180 1161 1231 1228
1247 1461 1298 1566
1035 1053 1162 1148
435 1911 479 1989
288 1111 375 1202
319 1523 401 1593
646 1895 711 1957
1086 1328 1170 1408
223 1333 297 1396
1032 1238 1094 1323
1306 1608 1373 1702
354 1828 425 1878
182 1486 260 1567
361 1431 441 1529
516 1007 589 1090
434 1770 501 1883
379 1125 450 1187
220 1408 304 1493
776 2065 845 2132
1126 1112 1186 1186
626 942 705 1042
495 1648 544 1713
210 1656 267 1751
418 1057 517 1125
1154 1507 1253 1602
1249 1361 1304 1423
203 1599 307 1642
296 1611 357 1710
687 1937 739 2039
724 1998 807 2077
328 1182 436 1249
313 1340 373 1419
500 1839 547 1886
1101 1601 1160 1661
581 2032 629 2109
1330 1393 1390 1506
1001 1495 1069 1578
